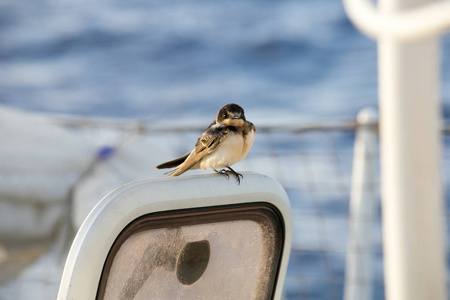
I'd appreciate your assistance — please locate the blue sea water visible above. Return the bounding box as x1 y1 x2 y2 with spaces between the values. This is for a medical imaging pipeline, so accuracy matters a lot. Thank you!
1 0 449 121
0 0 376 121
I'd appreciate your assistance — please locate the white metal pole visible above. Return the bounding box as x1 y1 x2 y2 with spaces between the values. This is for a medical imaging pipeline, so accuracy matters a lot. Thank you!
344 108 378 300
378 0 447 299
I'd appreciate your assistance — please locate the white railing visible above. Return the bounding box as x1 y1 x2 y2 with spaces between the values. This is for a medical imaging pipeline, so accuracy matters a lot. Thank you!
343 0 450 41
343 0 450 299
345 108 378 300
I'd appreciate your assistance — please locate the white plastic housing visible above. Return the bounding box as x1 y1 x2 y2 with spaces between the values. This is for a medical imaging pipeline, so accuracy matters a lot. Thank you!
57 172 292 300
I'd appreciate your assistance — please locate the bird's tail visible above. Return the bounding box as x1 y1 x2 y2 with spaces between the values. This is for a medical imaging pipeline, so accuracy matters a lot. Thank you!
163 168 178 176
156 153 190 169
164 165 189 177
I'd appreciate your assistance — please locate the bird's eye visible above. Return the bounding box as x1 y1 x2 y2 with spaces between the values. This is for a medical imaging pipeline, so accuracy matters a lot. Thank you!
223 113 227 118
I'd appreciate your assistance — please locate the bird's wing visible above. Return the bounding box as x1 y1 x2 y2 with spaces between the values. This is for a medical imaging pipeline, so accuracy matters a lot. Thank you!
168 124 230 176
196 124 230 153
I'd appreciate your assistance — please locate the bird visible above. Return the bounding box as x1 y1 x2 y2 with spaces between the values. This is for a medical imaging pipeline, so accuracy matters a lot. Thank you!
156 103 255 184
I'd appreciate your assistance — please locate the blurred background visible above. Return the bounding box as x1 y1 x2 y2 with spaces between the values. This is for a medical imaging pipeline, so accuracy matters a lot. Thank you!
0 0 450 299
0 0 384 119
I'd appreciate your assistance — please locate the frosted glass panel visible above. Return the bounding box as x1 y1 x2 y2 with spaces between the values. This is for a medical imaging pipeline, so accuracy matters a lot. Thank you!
98 206 283 300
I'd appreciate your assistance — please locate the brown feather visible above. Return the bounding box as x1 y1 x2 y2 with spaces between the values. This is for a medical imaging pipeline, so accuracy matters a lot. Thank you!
167 125 230 176
156 152 190 169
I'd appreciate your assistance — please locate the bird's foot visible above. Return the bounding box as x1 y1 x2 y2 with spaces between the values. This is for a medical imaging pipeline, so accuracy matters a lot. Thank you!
214 167 243 184
227 167 243 184
214 168 230 179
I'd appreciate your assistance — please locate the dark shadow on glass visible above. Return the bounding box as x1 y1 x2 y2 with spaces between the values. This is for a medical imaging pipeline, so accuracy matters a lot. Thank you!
176 240 210 285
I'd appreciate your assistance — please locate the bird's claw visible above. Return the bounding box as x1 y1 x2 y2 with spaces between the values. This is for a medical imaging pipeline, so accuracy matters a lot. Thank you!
218 169 230 179
215 167 243 184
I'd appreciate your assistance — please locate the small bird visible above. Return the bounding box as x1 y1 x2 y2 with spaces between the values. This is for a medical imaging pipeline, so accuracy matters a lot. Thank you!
156 103 255 183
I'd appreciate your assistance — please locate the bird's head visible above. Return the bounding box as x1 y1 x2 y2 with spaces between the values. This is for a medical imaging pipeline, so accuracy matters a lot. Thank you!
216 103 246 126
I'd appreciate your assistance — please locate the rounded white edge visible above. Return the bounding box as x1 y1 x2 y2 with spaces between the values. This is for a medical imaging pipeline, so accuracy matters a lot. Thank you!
57 172 292 300
343 0 450 41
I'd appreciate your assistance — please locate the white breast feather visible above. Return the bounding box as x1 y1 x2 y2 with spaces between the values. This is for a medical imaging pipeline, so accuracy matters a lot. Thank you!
199 127 255 170
243 129 255 157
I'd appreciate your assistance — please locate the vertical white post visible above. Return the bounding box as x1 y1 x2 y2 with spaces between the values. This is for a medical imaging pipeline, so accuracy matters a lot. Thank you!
345 108 378 300
378 0 447 299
